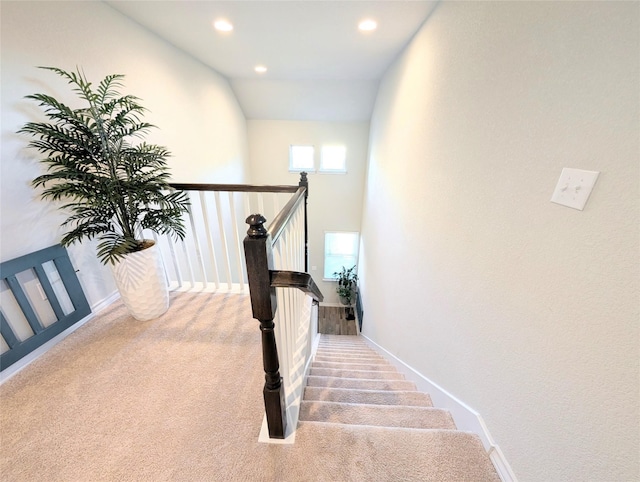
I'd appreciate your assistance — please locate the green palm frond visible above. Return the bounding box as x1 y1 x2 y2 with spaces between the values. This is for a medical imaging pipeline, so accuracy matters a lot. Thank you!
19 66 189 265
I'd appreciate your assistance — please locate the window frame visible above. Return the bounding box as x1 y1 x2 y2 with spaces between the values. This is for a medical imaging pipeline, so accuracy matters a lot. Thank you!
289 144 316 173
323 231 360 281
319 145 347 174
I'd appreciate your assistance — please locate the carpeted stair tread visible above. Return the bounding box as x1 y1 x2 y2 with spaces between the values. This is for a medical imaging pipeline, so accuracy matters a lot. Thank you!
309 367 405 380
306 375 417 391
316 343 380 351
316 344 379 351
315 351 386 359
312 361 393 371
315 349 381 358
299 400 456 429
318 339 368 346
317 342 369 348
314 353 389 364
293 335 499 480
294 422 500 481
313 355 391 364
317 343 376 350
317 346 372 351
303 386 433 406
316 344 381 352
319 336 363 341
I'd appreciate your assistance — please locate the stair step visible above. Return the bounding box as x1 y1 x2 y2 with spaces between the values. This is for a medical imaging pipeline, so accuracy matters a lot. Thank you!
319 335 363 343
303 387 433 407
314 354 388 363
316 349 379 357
316 345 378 352
317 344 371 350
317 342 373 349
315 351 385 361
318 339 366 345
309 367 405 380
312 361 392 371
299 400 456 430
297 337 502 481
306 375 416 391
294 422 500 482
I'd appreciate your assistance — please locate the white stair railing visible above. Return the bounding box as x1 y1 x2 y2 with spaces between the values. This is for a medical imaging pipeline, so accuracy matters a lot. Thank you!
149 184 297 294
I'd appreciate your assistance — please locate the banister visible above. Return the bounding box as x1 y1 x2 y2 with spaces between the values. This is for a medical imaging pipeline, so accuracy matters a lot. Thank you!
270 270 324 303
298 172 309 272
169 182 299 193
267 187 306 246
242 173 323 440
151 175 320 440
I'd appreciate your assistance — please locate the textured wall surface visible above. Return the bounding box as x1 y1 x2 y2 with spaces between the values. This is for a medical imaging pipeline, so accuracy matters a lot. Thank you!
1 1 249 307
360 2 639 480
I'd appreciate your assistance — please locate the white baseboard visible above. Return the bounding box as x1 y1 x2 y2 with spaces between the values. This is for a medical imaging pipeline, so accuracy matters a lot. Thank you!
0 291 120 385
361 335 517 482
489 444 518 482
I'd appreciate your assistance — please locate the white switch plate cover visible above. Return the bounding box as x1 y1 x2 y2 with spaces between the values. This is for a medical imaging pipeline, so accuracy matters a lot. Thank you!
551 168 600 211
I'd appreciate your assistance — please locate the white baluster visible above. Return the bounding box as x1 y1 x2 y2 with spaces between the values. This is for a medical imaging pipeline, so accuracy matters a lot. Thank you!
199 191 220 291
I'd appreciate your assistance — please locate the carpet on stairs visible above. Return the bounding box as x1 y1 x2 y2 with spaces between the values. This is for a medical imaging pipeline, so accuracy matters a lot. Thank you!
298 334 501 481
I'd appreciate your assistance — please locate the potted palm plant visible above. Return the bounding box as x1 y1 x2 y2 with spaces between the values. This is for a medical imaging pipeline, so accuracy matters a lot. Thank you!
19 67 190 320
333 265 358 320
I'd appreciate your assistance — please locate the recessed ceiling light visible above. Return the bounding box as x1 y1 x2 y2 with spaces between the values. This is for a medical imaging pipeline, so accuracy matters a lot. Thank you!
213 19 233 32
358 19 377 32
254 65 267 74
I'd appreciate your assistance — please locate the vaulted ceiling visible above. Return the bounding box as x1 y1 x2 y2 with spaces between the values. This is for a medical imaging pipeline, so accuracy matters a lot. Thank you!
105 1 438 121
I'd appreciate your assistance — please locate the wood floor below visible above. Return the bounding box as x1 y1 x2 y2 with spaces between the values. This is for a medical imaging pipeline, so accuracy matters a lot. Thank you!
318 305 358 335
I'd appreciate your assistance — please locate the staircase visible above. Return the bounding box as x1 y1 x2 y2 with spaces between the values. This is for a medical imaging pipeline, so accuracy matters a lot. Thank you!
297 334 501 481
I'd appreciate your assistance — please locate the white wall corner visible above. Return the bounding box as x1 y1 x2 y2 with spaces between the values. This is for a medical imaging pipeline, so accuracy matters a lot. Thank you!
361 335 518 482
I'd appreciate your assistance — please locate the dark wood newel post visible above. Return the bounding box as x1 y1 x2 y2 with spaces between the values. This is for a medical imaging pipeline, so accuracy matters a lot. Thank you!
298 172 309 273
244 214 287 439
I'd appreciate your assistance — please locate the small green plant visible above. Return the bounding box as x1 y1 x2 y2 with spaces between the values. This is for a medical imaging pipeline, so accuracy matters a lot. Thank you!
19 67 190 264
333 265 358 306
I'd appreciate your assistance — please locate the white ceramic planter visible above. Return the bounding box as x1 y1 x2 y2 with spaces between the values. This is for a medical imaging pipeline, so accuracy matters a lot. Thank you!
110 240 169 321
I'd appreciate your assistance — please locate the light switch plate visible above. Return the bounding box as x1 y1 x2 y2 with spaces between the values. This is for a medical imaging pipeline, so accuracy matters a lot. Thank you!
551 168 599 211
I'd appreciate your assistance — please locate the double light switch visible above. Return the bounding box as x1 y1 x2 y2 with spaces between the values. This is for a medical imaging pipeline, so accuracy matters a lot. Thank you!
551 168 600 211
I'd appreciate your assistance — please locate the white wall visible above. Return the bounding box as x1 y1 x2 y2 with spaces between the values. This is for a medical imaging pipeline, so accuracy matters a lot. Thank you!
360 2 639 481
247 120 369 303
1 1 249 307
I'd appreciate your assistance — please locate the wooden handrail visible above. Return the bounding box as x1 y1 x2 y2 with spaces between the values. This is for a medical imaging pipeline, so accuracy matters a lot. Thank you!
270 270 324 303
169 182 299 194
268 187 306 246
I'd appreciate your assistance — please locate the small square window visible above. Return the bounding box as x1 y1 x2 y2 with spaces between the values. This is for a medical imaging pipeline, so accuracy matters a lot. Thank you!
320 146 346 172
290 145 315 172
324 231 359 279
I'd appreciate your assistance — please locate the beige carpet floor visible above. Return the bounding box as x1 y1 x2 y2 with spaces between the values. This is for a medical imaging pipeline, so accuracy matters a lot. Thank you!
0 292 499 481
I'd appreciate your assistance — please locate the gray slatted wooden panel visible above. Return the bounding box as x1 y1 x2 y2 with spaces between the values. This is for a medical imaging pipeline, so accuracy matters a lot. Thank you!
0 245 91 370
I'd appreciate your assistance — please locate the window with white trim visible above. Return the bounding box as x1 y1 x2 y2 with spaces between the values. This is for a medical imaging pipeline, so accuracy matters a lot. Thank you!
324 231 359 279
289 145 314 172
320 145 347 173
